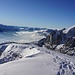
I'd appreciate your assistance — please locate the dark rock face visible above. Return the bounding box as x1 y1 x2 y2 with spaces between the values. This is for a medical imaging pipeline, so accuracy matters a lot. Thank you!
43 28 75 48
44 29 65 49
59 47 75 56
65 37 75 48
38 38 46 47
44 32 75 55
58 36 75 56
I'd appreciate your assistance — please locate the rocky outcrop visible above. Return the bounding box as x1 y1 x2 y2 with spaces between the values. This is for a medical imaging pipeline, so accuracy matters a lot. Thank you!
38 26 75 56
38 38 46 47
44 29 65 49
65 37 75 47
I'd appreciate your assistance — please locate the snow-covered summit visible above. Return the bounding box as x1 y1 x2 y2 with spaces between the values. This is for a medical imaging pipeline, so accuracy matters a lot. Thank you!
63 25 75 34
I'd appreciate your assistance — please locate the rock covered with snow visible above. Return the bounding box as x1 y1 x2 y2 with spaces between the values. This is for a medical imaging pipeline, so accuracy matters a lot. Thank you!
43 29 65 49
37 25 75 56
0 43 40 63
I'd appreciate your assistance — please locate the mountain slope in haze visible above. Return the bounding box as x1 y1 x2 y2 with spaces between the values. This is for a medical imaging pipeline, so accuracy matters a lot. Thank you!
0 24 46 32
0 24 20 32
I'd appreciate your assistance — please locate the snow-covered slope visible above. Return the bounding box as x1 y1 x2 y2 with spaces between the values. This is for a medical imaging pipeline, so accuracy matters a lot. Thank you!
0 43 75 75
0 43 40 63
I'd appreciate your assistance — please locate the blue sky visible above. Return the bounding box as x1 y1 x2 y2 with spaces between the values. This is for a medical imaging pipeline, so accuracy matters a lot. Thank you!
0 0 75 28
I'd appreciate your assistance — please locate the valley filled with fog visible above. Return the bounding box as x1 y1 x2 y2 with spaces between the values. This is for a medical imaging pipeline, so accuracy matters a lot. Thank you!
0 31 45 43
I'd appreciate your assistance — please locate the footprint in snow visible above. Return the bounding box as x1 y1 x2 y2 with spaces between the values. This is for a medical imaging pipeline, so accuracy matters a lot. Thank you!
56 56 75 75
43 54 75 75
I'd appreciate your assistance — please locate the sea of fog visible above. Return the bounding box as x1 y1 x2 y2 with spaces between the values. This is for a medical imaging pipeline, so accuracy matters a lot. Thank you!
0 31 45 43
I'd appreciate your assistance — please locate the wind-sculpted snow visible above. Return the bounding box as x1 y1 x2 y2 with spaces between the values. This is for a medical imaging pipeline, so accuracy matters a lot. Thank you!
0 43 40 63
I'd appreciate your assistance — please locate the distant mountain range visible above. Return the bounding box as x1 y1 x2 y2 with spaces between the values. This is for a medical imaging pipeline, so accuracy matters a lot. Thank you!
0 24 46 32
0 24 20 32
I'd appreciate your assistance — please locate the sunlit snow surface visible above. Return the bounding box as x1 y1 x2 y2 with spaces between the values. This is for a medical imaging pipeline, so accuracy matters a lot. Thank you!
0 43 75 75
